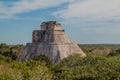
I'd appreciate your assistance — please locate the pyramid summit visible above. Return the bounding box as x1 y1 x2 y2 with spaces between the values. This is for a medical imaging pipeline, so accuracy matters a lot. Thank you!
17 21 86 62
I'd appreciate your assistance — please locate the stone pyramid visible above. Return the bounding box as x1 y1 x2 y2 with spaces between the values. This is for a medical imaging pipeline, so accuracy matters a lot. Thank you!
17 21 86 62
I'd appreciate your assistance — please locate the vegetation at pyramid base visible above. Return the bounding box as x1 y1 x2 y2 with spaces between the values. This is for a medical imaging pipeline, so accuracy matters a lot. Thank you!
0 43 120 80
0 55 53 80
33 54 52 67
0 43 24 60
52 54 120 80
109 49 120 56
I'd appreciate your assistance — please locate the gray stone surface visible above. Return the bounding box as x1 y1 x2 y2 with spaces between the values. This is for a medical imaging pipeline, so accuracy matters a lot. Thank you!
17 21 86 62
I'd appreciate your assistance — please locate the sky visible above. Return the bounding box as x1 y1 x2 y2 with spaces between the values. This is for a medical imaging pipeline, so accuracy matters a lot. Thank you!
0 0 120 45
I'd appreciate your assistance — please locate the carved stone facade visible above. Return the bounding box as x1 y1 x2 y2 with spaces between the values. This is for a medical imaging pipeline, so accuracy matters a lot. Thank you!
17 21 86 62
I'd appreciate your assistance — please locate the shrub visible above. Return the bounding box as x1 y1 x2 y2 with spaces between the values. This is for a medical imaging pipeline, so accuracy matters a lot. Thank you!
108 49 120 56
33 54 52 66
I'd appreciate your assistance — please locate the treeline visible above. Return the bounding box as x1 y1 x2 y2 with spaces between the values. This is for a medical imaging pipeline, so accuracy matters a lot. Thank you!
0 43 24 60
80 44 120 56
0 43 120 80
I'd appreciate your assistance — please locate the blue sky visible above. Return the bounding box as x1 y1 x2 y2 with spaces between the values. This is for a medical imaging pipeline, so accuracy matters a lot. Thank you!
0 0 120 44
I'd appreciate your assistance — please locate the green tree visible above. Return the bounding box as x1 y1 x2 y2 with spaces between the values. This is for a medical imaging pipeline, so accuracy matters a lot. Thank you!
33 54 52 66
108 49 120 56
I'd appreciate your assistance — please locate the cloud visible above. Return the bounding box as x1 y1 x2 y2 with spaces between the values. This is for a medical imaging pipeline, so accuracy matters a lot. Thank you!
53 0 120 21
0 0 74 19
1 0 120 35
53 0 120 36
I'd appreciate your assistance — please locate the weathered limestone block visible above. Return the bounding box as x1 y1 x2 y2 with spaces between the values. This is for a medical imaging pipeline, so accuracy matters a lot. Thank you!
17 21 86 62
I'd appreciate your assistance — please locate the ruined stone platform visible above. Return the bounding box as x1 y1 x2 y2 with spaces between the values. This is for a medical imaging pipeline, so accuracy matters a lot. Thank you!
17 21 86 62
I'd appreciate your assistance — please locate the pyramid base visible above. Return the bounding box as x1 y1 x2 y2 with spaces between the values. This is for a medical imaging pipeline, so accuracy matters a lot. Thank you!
17 42 86 62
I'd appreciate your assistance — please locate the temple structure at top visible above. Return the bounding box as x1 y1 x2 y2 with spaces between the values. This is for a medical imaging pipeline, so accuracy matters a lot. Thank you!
32 21 70 43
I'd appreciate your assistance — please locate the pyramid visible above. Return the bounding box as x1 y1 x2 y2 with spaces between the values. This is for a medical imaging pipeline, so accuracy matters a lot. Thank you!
17 21 86 62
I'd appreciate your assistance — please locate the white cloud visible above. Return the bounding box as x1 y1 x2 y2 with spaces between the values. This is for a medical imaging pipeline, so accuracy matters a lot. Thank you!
0 0 74 19
53 0 120 36
1 0 120 35
53 0 120 21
